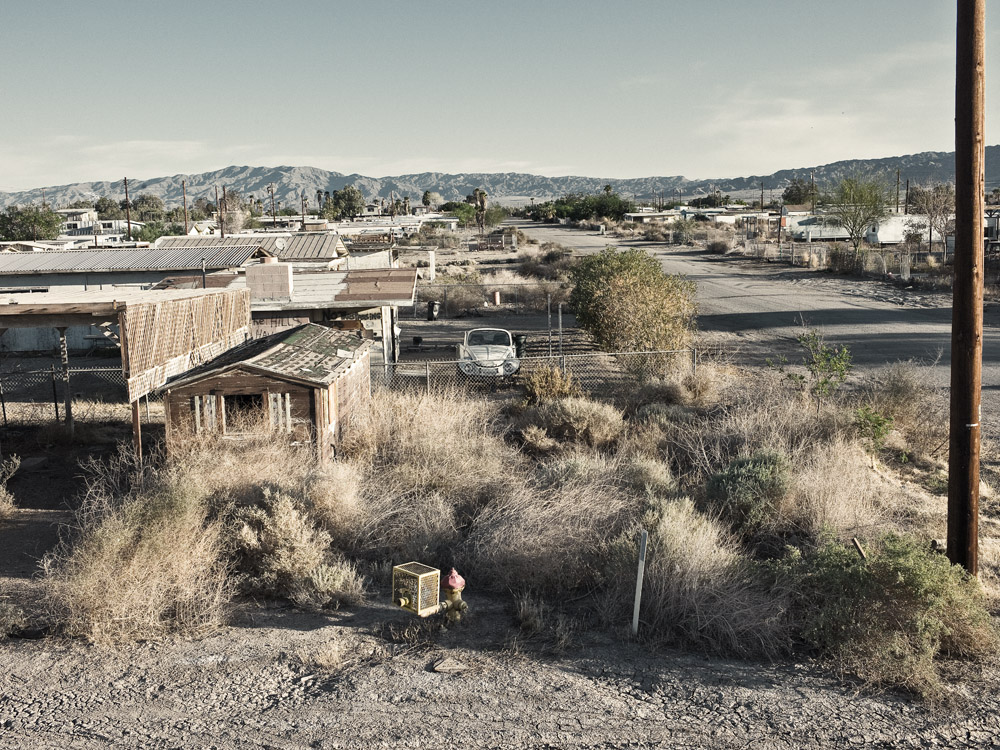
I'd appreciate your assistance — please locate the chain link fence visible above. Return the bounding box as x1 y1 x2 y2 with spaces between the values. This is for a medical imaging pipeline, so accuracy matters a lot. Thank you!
0 367 159 426
373 349 698 400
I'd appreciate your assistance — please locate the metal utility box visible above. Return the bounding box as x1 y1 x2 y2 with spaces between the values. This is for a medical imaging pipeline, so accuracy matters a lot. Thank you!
392 562 440 617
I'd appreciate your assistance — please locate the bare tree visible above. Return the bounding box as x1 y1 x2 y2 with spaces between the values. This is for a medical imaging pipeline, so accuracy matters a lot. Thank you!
908 182 956 252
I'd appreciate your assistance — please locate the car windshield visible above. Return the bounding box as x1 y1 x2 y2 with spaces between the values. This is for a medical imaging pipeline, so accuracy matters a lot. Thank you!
468 331 510 347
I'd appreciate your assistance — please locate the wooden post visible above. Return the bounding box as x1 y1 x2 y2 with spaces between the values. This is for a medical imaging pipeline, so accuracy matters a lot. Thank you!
948 0 986 575
56 328 73 438
131 400 142 461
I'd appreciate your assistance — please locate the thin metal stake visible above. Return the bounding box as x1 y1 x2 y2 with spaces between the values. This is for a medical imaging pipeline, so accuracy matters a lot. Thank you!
425 362 431 397
547 293 552 357
632 528 648 636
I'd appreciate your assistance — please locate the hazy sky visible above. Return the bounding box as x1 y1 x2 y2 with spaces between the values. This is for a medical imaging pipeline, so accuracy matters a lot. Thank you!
1 0 997 191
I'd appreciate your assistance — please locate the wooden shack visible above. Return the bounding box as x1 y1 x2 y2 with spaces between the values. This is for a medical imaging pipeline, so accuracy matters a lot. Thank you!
161 323 371 460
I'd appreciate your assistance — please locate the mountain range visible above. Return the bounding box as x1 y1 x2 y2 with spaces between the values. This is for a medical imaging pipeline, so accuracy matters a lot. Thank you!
2 148 998 210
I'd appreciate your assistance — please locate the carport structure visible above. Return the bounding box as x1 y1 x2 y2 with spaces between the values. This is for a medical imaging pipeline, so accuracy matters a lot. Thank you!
0 287 252 452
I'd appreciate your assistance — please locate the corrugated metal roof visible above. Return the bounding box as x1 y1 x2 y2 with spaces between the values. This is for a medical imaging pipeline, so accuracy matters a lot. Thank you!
157 234 345 260
162 323 370 389
0 246 266 274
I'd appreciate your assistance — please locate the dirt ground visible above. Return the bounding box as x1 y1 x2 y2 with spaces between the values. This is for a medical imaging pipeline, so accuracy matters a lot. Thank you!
5 226 1000 747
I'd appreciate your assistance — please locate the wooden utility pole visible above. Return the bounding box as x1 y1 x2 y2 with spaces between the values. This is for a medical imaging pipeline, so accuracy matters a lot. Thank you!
123 177 132 242
896 169 901 213
905 179 910 214
221 185 227 239
182 179 189 235
948 0 986 575
760 181 765 211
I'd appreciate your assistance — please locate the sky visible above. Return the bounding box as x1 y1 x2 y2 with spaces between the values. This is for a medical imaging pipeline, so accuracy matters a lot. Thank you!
1 0 997 191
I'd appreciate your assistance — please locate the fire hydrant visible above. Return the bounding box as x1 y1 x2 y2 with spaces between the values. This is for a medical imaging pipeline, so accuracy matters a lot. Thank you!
441 568 468 625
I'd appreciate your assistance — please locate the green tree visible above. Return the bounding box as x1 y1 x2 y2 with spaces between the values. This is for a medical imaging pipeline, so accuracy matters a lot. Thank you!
827 172 891 260
0 205 64 241
441 201 476 227
570 248 696 353
484 205 508 228
782 178 817 206
321 185 366 220
64 200 94 209
131 193 165 222
94 196 124 220
422 190 442 208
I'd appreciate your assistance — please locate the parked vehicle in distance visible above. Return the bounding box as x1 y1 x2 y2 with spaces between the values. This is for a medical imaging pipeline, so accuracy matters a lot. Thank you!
457 328 520 378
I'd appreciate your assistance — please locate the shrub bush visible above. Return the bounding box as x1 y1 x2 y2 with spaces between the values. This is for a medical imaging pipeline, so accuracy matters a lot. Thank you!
522 365 583 404
521 397 624 449
604 500 790 657
706 240 730 254
704 451 791 536
778 534 999 698
0 455 19 520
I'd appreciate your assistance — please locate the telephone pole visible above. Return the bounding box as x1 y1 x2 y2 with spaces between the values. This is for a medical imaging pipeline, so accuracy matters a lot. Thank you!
182 180 189 235
896 169 901 213
123 177 132 242
948 0 986 575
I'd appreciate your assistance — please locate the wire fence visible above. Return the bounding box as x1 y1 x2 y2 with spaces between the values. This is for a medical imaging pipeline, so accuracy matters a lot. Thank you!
407 283 572 319
373 349 698 400
0 366 160 426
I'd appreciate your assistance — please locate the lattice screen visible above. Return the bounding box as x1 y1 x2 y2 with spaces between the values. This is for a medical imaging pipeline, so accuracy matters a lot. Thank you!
122 290 251 402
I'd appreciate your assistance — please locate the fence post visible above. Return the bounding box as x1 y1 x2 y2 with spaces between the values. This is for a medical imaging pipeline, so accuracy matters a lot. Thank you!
0 381 6 427
425 362 431 397
691 348 698 377
443 287 449 318
632 528 648 636
547 293 553 356
50 366 59 422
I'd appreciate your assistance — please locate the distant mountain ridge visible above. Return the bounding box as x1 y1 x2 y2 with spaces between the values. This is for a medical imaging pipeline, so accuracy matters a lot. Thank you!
3 148 998 210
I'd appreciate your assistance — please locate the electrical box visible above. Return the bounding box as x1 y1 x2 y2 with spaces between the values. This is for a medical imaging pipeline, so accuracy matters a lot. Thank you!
392 562 440 617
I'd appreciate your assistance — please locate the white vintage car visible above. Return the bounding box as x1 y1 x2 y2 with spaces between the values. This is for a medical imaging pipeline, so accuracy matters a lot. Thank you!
457 328 521 378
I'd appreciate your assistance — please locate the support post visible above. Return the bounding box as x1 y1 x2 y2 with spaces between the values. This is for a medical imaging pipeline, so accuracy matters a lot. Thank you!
948 0 986 575
50 366 59 422
131 400 142 462
547 293 553 357
425 362 431 396
56 328 73 438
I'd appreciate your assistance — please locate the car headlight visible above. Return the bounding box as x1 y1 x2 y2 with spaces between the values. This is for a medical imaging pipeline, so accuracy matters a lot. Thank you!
503 359 519 374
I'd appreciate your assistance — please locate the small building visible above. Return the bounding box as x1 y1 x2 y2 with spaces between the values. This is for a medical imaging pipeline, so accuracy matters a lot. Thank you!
161 323 372 460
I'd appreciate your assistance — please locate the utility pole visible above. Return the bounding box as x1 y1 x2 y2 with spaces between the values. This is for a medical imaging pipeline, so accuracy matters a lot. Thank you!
215 186 223 238
760 181 765 211
905 179 910 215
221 185 228 239
301 193 307 228
268 184 277 228
123 177 132 243
948 0 986 575
182 179 189 235
896 169 901 213
810 171 816 212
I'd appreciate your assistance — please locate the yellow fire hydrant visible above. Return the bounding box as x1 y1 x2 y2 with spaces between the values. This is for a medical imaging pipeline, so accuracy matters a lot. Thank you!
440 568 468 625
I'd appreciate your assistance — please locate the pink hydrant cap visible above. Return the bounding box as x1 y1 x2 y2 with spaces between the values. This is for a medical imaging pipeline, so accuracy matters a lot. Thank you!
443 568 465 590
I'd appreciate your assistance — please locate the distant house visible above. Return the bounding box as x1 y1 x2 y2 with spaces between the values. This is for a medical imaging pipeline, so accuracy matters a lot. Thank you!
865 214 945 246
161 323 372 461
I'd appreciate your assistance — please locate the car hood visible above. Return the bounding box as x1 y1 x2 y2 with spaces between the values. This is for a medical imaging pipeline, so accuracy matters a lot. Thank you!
464 344 516 363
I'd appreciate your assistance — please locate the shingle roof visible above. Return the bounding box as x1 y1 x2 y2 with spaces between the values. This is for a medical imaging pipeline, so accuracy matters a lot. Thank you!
157 234 345 260
162 323 371 389
0 246 266 274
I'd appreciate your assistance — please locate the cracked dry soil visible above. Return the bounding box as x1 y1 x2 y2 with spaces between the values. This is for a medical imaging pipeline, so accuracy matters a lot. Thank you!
2 596 1000 749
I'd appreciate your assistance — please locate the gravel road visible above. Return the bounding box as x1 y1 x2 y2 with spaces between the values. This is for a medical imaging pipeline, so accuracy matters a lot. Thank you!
3 602 1000 749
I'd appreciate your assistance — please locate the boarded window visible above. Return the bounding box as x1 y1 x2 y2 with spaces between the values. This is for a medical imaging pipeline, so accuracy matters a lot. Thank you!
192 394 217 433
268 392 292 432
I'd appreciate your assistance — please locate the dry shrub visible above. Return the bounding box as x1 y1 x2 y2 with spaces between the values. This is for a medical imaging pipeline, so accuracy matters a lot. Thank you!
306 461 364 545
464 463 630 593
522 365 583 404
514 594 576 653
706 240 730 253
704 451 791 537
609 500 789 657
618 455 677 500
0 455 19 520
780 438 890 539
662 372 847 484
0 600 28 639
861 362 948 462
520 397 624 449
231 488 333 598
43 475 230 643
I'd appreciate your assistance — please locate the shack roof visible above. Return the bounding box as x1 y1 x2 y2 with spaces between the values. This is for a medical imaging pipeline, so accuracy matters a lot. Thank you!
156 233 346 261
0 245 269 275
162 323 371 390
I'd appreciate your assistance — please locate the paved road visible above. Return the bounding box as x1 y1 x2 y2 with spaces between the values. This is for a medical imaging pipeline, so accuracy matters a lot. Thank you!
513 220 1000 442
